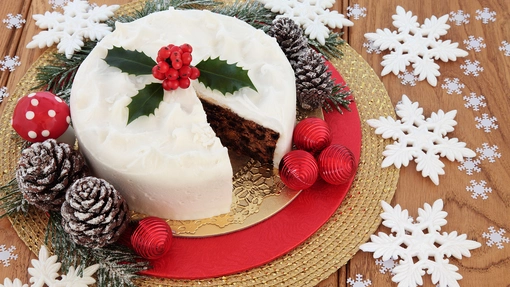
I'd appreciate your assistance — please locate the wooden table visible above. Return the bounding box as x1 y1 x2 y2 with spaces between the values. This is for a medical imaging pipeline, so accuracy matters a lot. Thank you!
1 0 509 286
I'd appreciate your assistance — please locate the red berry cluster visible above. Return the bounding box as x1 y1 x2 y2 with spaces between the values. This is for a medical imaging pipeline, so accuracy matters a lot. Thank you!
152 43 200 91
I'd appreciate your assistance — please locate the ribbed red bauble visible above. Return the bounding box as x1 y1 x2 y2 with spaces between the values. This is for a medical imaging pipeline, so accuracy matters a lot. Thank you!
279 150 319 190
318 144 356 185
131 217 173 260
292 117 331 154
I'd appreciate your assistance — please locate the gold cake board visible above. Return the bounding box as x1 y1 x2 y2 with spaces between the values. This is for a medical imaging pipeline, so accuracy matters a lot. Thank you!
0 0 399 286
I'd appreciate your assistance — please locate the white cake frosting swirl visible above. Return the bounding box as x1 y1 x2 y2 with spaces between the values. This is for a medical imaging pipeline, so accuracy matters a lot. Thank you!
70 9 296 220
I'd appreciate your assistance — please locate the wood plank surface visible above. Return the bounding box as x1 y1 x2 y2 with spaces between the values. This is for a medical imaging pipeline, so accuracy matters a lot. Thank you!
0 0 509 286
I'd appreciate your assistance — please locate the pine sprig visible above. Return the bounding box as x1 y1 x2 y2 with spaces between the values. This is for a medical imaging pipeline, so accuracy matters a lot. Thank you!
212 0 277 30
323 83 353 113
308 31 346 60
46 212 149 287
0 178 28 219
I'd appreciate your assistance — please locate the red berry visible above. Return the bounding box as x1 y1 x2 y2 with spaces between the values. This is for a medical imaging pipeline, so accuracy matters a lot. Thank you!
278 150 319 190
179 77 191 89
293 117 331 154
157 61 170 74
170 51 181 61
152 66 166 80
317 145 356 185
166 68 179 81
172 58 183 69
180 43 193 53
181 52 192 65
169 45 181 53
189 66 200 80
179 66 191 78
158 46 171 60
162 79 179 91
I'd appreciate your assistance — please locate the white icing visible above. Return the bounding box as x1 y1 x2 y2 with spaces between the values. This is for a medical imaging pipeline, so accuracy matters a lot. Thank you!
70 9 296 220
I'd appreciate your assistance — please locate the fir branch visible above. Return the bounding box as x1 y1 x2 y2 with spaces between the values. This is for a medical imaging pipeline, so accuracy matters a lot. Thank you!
0 178 28 219
323 83 353 113
309 32 346 60
212 0 277 30
46 212 149 286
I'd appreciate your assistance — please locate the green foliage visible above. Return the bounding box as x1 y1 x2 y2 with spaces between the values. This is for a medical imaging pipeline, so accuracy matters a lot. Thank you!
323 83 353 113
104 46 155 76
212 0 277 30
126 83 164 125
309 32 346 60
0 178 28 219
196 57 258 95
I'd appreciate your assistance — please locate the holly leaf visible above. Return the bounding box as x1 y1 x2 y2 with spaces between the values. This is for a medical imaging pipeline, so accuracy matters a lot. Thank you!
126 83 164 124
104 46 156 76
196 57 257 95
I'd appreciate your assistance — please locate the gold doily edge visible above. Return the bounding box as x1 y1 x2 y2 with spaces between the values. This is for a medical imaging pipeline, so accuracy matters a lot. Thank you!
0 1 399 286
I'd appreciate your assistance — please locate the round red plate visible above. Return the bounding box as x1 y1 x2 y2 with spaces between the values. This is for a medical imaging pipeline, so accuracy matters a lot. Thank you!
142 62 361 279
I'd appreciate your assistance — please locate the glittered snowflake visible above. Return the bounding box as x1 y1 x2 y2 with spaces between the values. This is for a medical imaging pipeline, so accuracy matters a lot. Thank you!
364 6 468 87
449 10 470 25
26 0 120 59
0 86 9 103
0 245 98 287
347 4 367 20
441 78 465 95
0 56 21 72
460 60 483 76
482 227 509 249
475 8 496 24
363 39 382 54
466 180 492 200
476 143 501 163
257 0 353 45
376 258 397 275
463 92 486 111
499 41 510 56
0 245 17 267
398 70 418 86
463 36 486 52
49 0 70 9
347 274 371 287
475 114 498 133
2 14 25 29
458 157 481 175
360 199 481 287
367 94 475 185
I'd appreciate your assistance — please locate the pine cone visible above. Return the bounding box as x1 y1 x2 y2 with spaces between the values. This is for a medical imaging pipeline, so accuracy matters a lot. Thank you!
61 176 129 249
16 139 87 212
267 17 309 68
294 48 334 110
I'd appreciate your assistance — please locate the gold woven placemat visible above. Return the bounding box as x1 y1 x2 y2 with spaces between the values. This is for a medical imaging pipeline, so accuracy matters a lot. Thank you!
0 1 399 286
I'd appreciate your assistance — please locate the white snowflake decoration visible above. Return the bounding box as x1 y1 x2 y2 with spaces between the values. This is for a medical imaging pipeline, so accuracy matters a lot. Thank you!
3 14 25 29
0 56 21 72
460 60 483 76
476 143 501 163
363 39 382 54
257 0 353 45
364 6 468 87
398 70 418 86
0 245 98 287
475 8 496 24
360 199 481 287
0 86 9 103
463 92 486 111
367 94 475 185
347 274 372 287
449 10 470 26
441 78 464 95
346 4 366 20
0 245 18 267
475 113 498 133
376 258 397 274
26 0 120 59
463 36 486 52
49 0 70 9
498 41 510 56
458 157 481 175
483 227 509 249
466 180 492 200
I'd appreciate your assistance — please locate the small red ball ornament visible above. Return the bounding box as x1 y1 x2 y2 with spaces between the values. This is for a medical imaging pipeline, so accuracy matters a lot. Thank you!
279 150 319 190
292 117 331 154
131 217 173 260
318 144 356 185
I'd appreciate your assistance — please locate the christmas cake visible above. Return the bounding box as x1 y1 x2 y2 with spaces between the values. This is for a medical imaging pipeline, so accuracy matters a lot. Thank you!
70 9 296 220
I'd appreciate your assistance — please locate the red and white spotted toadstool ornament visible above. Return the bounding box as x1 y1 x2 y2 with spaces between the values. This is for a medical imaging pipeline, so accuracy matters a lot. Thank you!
11 91 71 142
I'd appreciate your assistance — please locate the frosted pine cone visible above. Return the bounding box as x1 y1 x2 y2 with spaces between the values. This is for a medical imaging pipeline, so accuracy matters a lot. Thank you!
16 139 87 211
294 49 334 110
61 177 129 249
267 17 309 68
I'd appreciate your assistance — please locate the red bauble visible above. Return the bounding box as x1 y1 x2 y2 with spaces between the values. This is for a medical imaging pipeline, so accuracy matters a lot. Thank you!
131 217 173 260
292 117 331 154
279 150 319 190
318 144 356 185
